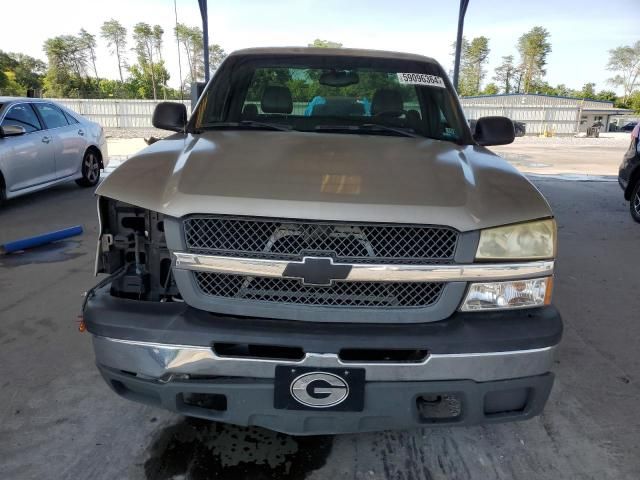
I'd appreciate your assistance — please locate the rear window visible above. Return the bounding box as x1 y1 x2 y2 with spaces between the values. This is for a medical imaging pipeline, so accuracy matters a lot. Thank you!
195 55 468 143
62 110 79 124
33 103 69 129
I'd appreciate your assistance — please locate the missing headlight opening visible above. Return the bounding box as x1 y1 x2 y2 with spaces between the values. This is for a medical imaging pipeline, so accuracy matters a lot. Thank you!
96 197 179 301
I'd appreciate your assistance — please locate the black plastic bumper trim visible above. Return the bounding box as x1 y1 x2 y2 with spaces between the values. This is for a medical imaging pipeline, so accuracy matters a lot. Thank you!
84 285 562 355
99 366 555 435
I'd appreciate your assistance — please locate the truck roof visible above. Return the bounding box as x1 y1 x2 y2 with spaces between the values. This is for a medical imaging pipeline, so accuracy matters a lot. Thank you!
228 47 439 65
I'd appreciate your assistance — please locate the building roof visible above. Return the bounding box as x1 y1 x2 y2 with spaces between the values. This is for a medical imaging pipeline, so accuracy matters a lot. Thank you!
582 107 633 115
461 92 615 105
459 93 618 110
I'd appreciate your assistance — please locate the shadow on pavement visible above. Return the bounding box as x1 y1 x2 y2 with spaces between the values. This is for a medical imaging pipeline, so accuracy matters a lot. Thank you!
0 240 85 267
144 418 334 480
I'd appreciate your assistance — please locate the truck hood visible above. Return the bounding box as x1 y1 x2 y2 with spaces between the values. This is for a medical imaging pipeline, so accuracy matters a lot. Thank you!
97 131 551 232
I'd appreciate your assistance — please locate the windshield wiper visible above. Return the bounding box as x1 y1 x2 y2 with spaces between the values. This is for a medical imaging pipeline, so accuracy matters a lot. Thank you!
313 124 418 138
362 123 419 138
199 120 292 132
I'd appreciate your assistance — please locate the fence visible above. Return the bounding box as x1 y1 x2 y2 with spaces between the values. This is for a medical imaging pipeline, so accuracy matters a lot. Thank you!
461 103 581 135
51 98 192 128
52 97 587 134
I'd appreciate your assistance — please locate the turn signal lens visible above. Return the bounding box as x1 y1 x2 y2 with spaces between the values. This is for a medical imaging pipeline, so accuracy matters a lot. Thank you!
460 277 552 311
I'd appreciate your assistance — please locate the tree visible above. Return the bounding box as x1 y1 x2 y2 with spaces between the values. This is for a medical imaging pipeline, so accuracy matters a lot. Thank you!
132 22 161 100
454 36 490 96
463 36 490 95
152 25 167 99
595 90 617 103
308 39 343 48
493 55 517 94
553 84 574 97
43 35 92 96
79 29 98 79
578 82 596 99
628 90 640 113
0 51 46 95
481 83 499 95
528 80 556 95
127 62 170 99
175 23 204 84
101 19 127 82
209 44 227 73
517 27 552 93
606 42 640 105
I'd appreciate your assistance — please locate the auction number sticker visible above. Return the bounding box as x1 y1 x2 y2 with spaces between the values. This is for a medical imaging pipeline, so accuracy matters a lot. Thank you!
397 73 446 88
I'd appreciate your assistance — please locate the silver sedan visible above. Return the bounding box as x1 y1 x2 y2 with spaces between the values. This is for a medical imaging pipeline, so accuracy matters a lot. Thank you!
0 97 108 203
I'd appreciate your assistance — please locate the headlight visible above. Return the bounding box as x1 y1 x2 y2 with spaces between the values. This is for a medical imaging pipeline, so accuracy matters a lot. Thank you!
460 277 552 311
476 219 556 260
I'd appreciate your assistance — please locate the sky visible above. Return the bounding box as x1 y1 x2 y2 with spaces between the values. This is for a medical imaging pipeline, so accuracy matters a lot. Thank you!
1 0 638 93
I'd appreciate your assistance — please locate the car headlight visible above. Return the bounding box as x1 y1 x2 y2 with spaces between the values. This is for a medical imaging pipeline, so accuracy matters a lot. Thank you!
476 219 556 260
460 277 553 311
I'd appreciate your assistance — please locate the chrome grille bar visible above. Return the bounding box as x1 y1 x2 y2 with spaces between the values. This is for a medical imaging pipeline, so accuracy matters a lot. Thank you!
174 252 554 283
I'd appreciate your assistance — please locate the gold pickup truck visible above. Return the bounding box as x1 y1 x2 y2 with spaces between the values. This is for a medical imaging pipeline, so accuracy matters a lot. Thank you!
83 47 561 435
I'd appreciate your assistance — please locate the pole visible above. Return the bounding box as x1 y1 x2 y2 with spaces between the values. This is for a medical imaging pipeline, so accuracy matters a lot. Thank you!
452 0 470 92
199 0 210 83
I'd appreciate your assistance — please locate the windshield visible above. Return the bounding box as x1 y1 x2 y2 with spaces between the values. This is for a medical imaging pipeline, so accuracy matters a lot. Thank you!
194 54 469 143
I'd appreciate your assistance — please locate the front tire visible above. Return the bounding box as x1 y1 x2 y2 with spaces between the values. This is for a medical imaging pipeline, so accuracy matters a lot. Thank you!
0 174 6 207
630 181 640 223
76 149 101 187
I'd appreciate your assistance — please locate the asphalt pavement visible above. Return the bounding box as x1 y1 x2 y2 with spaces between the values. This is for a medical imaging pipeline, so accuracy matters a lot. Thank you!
0 177 638 480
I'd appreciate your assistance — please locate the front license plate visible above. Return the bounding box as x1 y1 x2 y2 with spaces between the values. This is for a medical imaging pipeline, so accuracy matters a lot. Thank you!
274 366 365 412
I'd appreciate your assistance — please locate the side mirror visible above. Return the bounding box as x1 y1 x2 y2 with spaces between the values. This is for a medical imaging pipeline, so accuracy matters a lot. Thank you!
473 116 515 146
0 125 27 137
152 102 187 132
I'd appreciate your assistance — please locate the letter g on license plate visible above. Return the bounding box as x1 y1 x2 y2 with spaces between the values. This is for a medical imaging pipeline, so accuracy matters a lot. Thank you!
274 366 365 411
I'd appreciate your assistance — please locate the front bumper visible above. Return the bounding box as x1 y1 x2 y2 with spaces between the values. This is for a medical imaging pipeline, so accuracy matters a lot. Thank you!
93 335 557 383
84 286 562 434
99 367 554 435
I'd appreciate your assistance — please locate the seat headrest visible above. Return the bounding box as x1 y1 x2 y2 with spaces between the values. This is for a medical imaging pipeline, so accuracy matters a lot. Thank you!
371 89 403 116
261 86 293 114
242 103 258 119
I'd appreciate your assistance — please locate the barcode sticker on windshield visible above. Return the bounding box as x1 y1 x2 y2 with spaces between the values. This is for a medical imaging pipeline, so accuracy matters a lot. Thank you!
397 73 446 88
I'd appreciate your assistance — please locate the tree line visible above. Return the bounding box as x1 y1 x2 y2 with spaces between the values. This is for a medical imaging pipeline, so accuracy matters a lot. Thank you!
0 18 227 100
455 27 639 110
1 27 638 111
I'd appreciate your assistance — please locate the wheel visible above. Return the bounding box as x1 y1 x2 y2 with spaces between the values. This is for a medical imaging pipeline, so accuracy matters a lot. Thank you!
630 181 640 223
0 174 6 207
76 149 101 187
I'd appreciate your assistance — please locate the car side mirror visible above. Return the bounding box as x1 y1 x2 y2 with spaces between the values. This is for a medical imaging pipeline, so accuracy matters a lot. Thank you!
473 116 515 146
0 125 27 137
152 102 187 132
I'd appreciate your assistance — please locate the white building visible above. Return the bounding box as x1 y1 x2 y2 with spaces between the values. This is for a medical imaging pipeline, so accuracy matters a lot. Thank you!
460 93 633 135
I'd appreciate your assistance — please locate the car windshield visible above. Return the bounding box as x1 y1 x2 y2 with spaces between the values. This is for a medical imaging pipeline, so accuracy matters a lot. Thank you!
194 54 469 143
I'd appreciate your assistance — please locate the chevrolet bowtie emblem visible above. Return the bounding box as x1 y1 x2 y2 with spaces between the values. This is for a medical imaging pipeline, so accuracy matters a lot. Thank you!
282 257 352 286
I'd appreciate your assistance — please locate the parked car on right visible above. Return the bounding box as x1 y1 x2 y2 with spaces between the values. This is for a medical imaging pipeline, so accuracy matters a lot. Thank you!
619 127 640 222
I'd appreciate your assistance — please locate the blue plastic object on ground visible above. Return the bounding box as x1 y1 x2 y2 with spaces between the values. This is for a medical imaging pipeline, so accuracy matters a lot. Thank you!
0 225 83 254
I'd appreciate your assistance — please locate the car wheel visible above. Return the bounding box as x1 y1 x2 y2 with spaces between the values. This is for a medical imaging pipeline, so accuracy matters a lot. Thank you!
0 174 6 206
76 149 101 187
630 181 640 223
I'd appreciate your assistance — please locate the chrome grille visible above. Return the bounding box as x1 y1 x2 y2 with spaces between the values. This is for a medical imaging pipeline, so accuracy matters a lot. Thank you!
194 272 444 307
184 216 458 264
